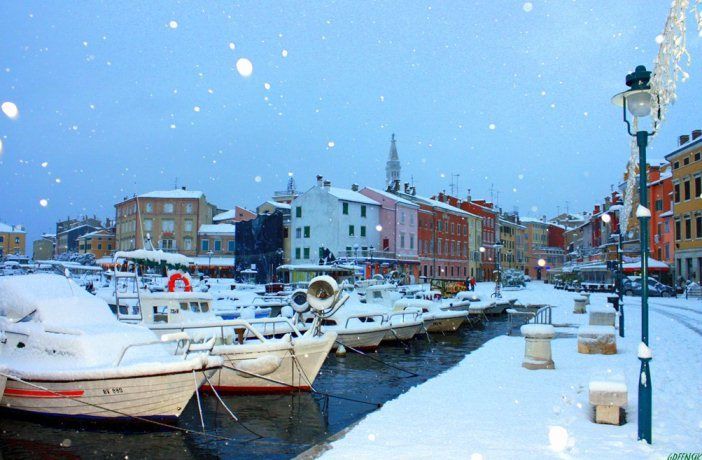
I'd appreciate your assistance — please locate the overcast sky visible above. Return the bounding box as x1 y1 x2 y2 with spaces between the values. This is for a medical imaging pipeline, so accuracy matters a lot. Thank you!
1 1 701 244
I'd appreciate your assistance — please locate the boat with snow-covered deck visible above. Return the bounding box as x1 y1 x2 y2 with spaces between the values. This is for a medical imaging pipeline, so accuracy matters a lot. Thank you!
0 274 221 421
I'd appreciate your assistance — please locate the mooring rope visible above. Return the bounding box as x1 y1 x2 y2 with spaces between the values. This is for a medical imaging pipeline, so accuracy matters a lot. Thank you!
201 371 264 440
0 370 243 442
335 340 419 377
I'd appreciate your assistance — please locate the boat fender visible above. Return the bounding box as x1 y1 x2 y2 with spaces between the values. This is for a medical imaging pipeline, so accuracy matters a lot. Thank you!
233 355 283 377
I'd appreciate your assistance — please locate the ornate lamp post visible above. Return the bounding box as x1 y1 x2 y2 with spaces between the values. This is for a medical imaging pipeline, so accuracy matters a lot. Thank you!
612 64 657 444
482 241 504 298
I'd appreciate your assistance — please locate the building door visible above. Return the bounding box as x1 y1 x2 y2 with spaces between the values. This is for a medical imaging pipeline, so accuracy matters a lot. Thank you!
536 267 542 280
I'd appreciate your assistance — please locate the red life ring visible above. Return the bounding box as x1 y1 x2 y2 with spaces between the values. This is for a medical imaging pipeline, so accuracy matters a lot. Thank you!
168 273 192 292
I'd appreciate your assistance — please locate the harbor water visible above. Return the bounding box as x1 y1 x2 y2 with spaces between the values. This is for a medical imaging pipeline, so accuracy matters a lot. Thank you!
0 317 511 459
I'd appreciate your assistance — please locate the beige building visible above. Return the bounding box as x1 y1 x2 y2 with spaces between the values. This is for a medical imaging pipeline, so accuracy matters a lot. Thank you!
115 188 217 256
77 229 116 259
520 217 550 279
32 234 56 260
499 217 525 272
0 222 26 257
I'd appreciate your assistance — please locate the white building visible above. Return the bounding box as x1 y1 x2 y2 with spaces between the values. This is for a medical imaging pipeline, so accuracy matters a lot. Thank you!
291 177 381 264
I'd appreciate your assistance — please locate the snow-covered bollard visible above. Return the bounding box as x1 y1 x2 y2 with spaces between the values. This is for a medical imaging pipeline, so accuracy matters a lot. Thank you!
588 304 616 327
573 296 587 314
577 326 617 355
588 381 628 425
520 324 555 370
579 291 591 305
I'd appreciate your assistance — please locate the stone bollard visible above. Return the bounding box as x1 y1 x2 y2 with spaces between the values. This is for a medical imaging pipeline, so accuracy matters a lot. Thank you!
588 305 617 327
573 296 587 314
579 291 591 305
589 381 628 425
520 324 555 370
577 326 617 354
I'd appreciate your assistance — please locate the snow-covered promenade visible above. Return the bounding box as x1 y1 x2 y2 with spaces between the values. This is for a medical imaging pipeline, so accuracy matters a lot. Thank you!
316 283 702 459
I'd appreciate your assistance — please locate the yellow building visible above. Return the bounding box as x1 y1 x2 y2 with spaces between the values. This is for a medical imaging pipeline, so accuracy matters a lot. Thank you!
666 130 702 281
520 217 550 278
115 189 217 256
0 222 26 257
498 217 525 272
77 229 116 259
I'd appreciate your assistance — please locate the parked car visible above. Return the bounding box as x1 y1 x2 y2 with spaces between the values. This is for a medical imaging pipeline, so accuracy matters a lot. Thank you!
622 277 675 297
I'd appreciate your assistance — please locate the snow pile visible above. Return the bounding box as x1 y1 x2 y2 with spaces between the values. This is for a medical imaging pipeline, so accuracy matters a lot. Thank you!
638 342 653 359
113 249 192 266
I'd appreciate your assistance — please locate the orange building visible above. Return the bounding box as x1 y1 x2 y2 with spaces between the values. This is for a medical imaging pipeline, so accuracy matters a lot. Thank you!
0 222 26 257
77 229 116 259
648 162 674 266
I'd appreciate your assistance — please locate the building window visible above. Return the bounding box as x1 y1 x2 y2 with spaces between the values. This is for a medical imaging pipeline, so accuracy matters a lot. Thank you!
145 202 153 212
684 157 690 166
696 176 701 198
410 234 415 249
684 180 691 201
303 247 310 259
342 202 349 215
437 238 442 255
296 228 302 239
685 216 692 239
161 239 175 250
349 225 355 236
673 161 680 169
144 219 153 231
304 226 310 238
164 203 174 213
185 203 193 214
228 240 235 252
319 247 325 259
400 211 405 224
295 248 301 259
161 219 174 232
201 239 209 251
361 205 366 218
360 226 366 237
654 199 663 211
674 183 680 202
697 217 702 238
184 219 193 232
184 237 193 250
400 233 405 248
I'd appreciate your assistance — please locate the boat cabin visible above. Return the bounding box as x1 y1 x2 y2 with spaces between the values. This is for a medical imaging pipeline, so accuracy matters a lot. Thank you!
138 293 217 324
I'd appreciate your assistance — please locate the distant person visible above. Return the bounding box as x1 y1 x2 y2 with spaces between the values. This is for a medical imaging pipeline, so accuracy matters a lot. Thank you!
470 276 476 291
465 277 471 292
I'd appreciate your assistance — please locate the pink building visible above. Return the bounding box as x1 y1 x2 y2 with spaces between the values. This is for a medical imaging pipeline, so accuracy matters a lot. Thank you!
360 186 420 277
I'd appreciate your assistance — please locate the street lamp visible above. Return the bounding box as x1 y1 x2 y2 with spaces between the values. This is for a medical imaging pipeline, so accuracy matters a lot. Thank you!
369 245 375 276
207 250 214 276
489 240 504 299
612 64 657 444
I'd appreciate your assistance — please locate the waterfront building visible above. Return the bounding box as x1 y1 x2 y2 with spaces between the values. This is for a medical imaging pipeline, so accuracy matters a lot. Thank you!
648 162 675 267
0 222 26 257
77 228 116 259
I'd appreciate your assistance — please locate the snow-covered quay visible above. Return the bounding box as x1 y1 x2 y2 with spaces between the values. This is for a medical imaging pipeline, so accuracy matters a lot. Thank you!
316 283 702 459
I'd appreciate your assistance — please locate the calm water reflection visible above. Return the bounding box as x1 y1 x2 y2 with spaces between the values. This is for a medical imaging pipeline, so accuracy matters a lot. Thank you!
0 317 509 459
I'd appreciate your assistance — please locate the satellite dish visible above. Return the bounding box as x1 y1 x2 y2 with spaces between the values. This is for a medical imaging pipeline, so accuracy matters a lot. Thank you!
290 289 309 313
307 275 339 311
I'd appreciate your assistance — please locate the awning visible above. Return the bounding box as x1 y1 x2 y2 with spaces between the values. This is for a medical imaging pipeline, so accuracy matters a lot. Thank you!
622 257 669 273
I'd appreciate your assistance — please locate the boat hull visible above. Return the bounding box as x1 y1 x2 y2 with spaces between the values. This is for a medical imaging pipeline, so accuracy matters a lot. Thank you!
0 369 215 420
382 322 423 342
424 315 466 333
334 327 388 351
205 333 335 394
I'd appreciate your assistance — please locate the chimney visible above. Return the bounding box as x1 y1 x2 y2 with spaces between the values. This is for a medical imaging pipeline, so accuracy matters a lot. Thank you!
467 189 472 202
181 186 186 190
404 182 410 193
692 129 702 141
393 179 400 192
680 134 690 146
323 180 331 190
351 183 359 192
316 175 324 186
411 186 416 196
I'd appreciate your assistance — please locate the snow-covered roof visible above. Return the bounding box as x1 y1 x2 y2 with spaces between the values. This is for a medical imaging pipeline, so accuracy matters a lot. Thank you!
198 224 236 235
139 189 204 199
213 209 236 221
77 229 113 239
659 210 673 218
519 216 549 225
261 200 291 209
414 196 478 218
362 187 419 207
191 256 236 267
327 187 380 206
113 249 193 265
57 224 100 236
0 222 25 233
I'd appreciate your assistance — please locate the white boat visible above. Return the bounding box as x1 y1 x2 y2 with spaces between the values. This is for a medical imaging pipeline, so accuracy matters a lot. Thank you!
363 284 425 341
102 256 335 394
0 274 221 421
394 297 468 333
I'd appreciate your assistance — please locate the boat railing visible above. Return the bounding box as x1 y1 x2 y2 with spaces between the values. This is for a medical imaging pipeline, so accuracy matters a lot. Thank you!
384 309 422 325
530 305 553 325
148 317 303 342
344 313 386 329
114 333 198 366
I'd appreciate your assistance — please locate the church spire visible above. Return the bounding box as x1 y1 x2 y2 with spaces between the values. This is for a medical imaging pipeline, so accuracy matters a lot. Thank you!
386 133 401 186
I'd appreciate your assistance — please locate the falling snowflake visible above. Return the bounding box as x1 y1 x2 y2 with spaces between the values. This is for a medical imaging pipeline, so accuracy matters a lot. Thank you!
518 174 524 180
41 161 48 168
55 178 61 183
228 42 236 50
254 175 262 182
264 82 271 90
488 123 496 130
170 124 176 129
548 426 569 452
655 34 664 44
281 49 288 58
367 434 376 441
288 171 294 177
531 205 538 212
379 95 385 102
39 198 48 207
193 106 201 112
236 58 253 77
523 2 533 12
168 20 178 29
327 141 335 148
375 224 383 232
1 101 19 120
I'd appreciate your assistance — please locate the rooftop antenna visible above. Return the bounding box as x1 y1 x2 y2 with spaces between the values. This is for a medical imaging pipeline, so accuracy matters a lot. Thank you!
565 200 570 216
450 173 460 196
174 177 178 190
410 175 415 187
489 183 496 203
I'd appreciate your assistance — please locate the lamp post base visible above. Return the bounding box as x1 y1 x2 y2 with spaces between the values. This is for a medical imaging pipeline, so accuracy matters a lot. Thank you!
638 356 652 444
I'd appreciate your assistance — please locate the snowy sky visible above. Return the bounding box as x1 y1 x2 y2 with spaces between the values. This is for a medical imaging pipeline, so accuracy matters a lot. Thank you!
1 1 701 244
